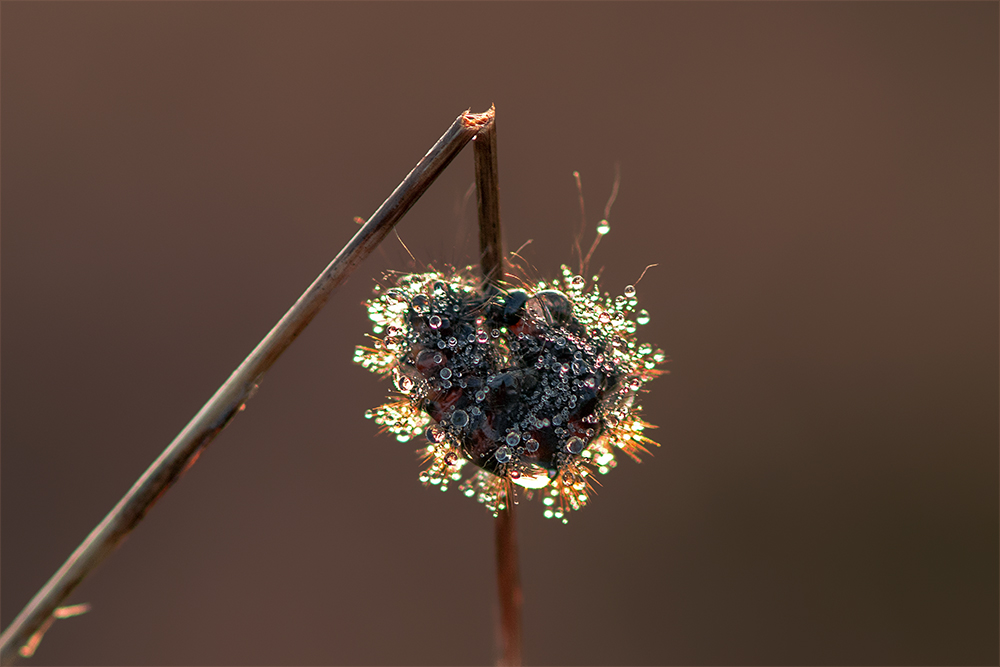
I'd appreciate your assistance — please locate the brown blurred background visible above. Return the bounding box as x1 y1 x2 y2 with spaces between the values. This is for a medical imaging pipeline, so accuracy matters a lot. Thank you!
2 3 996 665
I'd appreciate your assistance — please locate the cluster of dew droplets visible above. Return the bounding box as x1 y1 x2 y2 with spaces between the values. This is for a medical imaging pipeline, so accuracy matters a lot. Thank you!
355 264 665 521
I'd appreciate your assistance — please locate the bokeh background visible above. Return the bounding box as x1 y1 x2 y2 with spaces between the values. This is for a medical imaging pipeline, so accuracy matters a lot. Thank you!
2 3 996 665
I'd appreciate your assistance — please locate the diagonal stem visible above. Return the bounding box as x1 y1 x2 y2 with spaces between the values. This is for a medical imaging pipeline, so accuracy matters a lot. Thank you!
0 108 491 666
472 105 523 667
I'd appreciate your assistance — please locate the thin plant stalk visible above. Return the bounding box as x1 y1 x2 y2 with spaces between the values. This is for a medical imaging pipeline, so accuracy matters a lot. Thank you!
0 108 492 666
474 105 504 290
472 107 523 667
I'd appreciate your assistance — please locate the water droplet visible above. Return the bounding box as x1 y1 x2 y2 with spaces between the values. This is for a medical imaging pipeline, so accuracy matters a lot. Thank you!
571 275 585 289
509 469 521 480
495 446 511 463
440 378 452 389
491 329 501 338
475 390 486 402
425 426 446 443
596 219 610 235
505 431 520 446
636 309 651 325
451 410 469 427
440 367 452 380
566 436 584 454
477 330 489 343
444 451 458 466
525 438 539 452
428 315 442 329
599 312 611 324
433 352 444 364
447 336 457 347
411 294 429 313
629 377 641 390
364 410 373 419
624 285 636 298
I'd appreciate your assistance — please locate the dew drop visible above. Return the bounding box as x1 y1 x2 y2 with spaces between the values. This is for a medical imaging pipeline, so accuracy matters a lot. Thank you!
428 315 442 329
395 374 414 392
505 431 521 447
477 330 489 343
571 275 585 289
624 285 636 298
411 294 429 313
433 352 444 364
425 426 446 443
525 438 539 453
444 451 458 466
495 446 511 463
509 469 521 480
439 367 452 380
636 309 651 325
596 219 610 235
451 410 469 427
566 436 584 454
598 312 611 324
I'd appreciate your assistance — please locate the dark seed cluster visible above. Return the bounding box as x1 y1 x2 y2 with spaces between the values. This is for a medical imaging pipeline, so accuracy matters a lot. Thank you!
356 266 665 520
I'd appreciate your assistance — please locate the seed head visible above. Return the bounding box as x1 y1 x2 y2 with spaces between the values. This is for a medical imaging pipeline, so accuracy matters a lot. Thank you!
355 265 666 522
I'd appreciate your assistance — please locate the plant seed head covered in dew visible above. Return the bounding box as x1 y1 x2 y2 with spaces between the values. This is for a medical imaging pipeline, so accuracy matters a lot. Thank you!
354 260 667 523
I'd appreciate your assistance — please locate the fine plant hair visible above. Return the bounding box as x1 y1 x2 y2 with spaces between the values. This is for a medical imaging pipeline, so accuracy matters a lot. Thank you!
0 108 502 665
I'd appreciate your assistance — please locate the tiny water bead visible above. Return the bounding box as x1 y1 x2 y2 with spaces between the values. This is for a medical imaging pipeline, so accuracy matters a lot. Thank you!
355 264 666 520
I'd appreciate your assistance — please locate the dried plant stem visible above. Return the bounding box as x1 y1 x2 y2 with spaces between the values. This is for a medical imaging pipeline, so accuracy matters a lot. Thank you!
0 108 491 666
494 502 523 667
474 105 504 291
472 106 522 667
